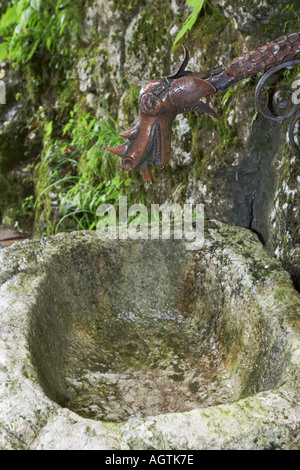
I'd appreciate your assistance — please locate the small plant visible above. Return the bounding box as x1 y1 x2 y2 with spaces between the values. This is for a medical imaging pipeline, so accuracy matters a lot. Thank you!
281 3 296 14
0 0 81 70
34 106 133 233
280 3 299 33
222 88 234 107
173 0 206 47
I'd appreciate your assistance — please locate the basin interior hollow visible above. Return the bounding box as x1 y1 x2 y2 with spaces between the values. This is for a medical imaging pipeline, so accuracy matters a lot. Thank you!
29 238 290 422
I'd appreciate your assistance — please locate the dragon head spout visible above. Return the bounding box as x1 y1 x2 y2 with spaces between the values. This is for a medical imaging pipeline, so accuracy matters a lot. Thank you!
105 48 217 182
105 33 300 181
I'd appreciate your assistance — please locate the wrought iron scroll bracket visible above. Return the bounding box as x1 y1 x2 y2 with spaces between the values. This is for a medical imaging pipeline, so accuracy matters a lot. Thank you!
254 59 300 153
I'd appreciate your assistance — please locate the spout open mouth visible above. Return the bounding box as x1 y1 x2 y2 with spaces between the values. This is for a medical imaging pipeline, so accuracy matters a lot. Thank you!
105 118 166 182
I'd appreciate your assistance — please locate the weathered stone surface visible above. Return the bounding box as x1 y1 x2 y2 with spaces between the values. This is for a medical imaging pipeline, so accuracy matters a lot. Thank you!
268 145 300 292
212 0 287 33
1 0 299 294
77 1 299 286
79 0 186 105
0 224 299 450
1 0 300 448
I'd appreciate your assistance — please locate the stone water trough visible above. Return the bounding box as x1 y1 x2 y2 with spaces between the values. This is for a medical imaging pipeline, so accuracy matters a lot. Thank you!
0 221 299 450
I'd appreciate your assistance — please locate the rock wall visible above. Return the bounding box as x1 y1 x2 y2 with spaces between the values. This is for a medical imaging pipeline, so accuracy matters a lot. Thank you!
78 0 300 289
0 0 299 289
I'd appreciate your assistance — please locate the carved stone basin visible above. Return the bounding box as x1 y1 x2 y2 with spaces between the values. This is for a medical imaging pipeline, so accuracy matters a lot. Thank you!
0 221 299 449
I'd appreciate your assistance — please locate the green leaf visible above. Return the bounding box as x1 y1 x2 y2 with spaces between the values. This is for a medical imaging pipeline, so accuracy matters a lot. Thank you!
46 36 52 51
21 8 33 24
173 0 205 46
45 120 53 137
0 6 19 29
59 22 67 36
0 42 9 62
26 38 39 62
14 21 25 35
30 0 41 11
222 88 234 106
251 109 259 130
60 13 66 26
186 0 203 6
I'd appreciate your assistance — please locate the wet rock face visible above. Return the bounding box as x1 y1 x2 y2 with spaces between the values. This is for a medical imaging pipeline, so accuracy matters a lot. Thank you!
10 0 291 294
213 0 286 33
76 0 300 295
186 115 283 246
0 66 40 230
1 0 299 295
0 225 300 449
78 0 184 103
